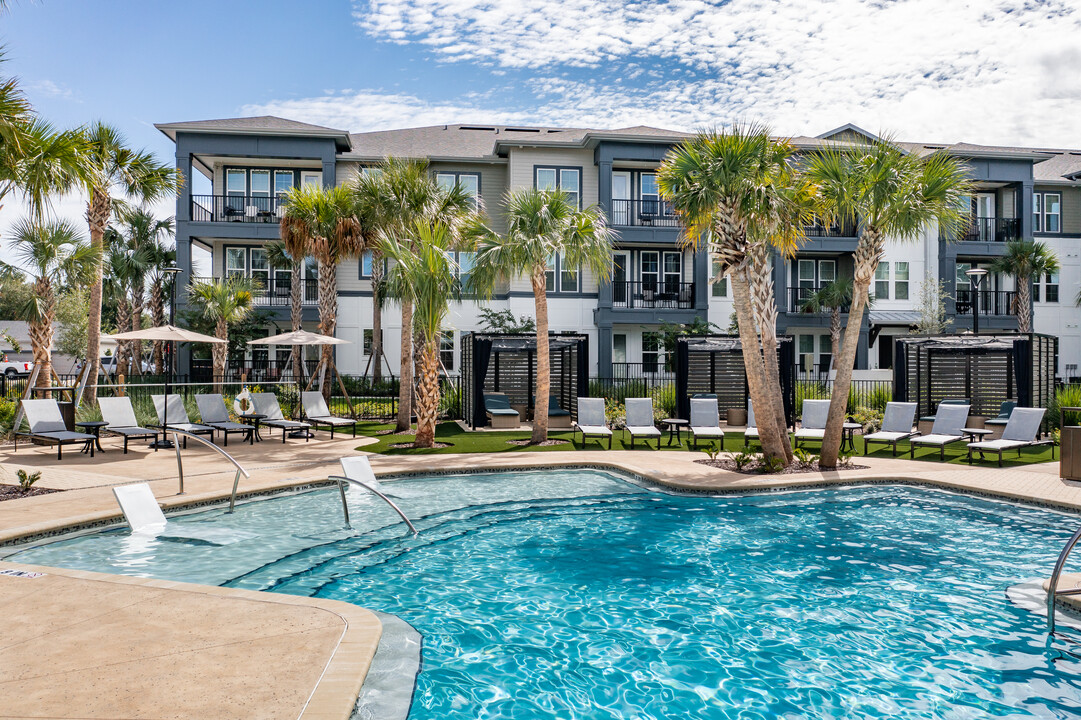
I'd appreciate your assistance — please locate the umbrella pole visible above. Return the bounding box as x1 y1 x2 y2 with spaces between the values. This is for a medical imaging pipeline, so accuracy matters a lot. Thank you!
150 339 175 449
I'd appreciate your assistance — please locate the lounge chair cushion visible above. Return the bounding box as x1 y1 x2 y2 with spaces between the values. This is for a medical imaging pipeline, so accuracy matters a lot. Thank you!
968 438 1032 452
577 424 612 436
625 398 658 436
310 416 357 426
35 430 94 442
691 426 725 438
109 426 157 437
863 430 913 443
627 425 661 437
912 433 964 446
794 428 825 439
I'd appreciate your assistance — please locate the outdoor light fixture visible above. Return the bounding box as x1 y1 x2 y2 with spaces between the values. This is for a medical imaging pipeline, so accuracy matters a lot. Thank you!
965 268 989 335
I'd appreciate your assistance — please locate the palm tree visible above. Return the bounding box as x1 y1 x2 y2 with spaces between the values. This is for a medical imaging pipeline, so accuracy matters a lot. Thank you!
798 277 857 370
806 138 971 467
144 241 176 375
275 202 317 382
114 208 174 374
658 125 807 463
279 184 361 393
349 158 476 431
0 219 98 387
102 229 135 377
382 222 460 448
77 122 181 400
990 240 1059 333
187 276 255 390
471 188 614 443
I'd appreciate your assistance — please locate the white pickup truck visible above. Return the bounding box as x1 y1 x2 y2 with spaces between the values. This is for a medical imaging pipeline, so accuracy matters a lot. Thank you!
0 355 33 378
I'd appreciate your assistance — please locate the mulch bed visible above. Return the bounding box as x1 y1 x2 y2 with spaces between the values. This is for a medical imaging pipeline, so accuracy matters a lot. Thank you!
506 439 570 447
0 485 61 502
375 429 400 436
695 459 870 475
388 441 453 449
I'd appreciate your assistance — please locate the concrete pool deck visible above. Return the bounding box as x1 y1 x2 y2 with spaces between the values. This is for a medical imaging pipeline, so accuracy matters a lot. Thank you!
0 435 1077 718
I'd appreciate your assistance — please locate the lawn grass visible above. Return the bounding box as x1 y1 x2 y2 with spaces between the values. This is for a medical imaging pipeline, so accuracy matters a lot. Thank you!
355 421 1056 467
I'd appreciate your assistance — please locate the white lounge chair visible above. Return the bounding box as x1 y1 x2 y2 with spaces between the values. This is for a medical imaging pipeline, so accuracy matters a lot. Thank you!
689 398 725 450
574 397 612 449
624 397 661 450
339 456 420 498
302 391 359 439
98 397 158 454
14 399 95 459
794 399 830 449
743 399 758 447
909 403 971 460
863 402 918 456
151 394 216 449
113 483 253 545
250 392 311 443
195 394 254 446
967 407 1052 466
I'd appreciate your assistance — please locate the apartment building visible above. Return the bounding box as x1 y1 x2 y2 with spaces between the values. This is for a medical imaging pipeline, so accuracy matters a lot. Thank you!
156 117 1081 380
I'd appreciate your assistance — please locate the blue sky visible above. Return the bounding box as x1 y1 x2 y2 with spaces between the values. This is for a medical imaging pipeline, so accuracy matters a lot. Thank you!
2 0 1081 260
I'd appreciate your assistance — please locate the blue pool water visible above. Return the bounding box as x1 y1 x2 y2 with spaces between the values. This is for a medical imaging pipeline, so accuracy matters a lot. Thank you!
9 470 1081 719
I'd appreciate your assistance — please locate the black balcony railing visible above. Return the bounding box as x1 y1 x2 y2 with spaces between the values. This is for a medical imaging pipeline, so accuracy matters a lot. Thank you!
609 198 680 228
612 280 695 309
191 195 288 223
803 217 859 238
610 361 676 379
949 217 1021 243
787 286 850 314
955 289 1016 316
191 275 318 306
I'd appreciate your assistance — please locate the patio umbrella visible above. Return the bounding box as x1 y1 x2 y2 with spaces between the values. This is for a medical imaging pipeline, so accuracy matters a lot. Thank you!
248 330 355 426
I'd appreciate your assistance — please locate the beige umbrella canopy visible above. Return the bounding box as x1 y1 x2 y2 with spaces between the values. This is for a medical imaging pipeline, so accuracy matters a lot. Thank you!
246 330 348 346
109 324 225 344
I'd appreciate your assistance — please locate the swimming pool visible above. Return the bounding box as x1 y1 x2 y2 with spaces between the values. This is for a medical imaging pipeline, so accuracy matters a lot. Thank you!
10 469 1081 719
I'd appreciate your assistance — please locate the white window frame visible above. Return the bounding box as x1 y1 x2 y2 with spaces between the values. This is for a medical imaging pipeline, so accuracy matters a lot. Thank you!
1043 192 1061 234
274 171 294 197
894 261 910 301
301 171 322 187
640 251 660 293
874 261 890 300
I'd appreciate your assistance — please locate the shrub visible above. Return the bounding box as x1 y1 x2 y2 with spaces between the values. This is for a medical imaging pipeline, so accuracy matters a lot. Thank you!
17 469 40 490
1052 385 1081 428
650 383 678 421
604 398 626 429
0 396 17 437
733 448 757 471
850 407 884 433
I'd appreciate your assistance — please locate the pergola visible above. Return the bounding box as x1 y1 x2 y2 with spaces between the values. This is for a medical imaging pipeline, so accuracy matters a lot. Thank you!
894 334 1058 419
675 335 796 425
461 333 589 429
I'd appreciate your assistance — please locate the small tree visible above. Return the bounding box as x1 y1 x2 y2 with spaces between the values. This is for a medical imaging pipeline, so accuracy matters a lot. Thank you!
914 273 952 335
55 287 91 359
186 276 255 390
989 240 1059 333
478 308 535 334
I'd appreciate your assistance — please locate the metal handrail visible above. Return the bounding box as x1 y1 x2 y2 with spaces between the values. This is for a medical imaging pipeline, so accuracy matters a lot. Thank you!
163 429 251 511
328 475 418 536
1047 526 1081 634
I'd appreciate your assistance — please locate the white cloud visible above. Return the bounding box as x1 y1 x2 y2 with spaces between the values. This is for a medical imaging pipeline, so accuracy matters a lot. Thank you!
27 79 75 100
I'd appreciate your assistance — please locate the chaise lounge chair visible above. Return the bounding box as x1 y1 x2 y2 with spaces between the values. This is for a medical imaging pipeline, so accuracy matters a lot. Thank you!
744 400 758 447
113 483 254 545
574 397 612 449
967 407 1052 466
195 394 255 446
302 391 359 439
339 456 420 498
909 403 971 460
794 399 830 450
98 397 158 454
862 402 918 456
981 400 1018 440
14 399 96 459
538 395 572 430
484 393 520 429
151 395 216 449
689 398 725 451
250 392 311 443
624 397 661 450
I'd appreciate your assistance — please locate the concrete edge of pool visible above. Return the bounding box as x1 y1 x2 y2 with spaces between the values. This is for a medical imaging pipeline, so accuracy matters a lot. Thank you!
0 449 1076 719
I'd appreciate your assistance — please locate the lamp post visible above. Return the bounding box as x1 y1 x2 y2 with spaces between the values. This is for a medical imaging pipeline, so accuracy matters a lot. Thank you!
965 267 988 335
152 266 182 450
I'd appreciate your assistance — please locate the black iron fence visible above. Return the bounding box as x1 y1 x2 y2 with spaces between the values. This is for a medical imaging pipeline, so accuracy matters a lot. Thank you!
787 286 850 313
190 276 318 307
608 198 679 227
191 194 286 223
612 280 695 309
946 217 1021 243
954 289 1016 316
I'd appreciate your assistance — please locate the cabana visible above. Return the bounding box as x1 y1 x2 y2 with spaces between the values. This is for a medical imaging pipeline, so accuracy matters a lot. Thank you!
894 334 1057 426
461 333 589 430
674 335 796 426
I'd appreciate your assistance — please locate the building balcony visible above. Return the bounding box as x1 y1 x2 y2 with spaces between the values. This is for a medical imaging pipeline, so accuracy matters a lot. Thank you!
609 199 679 228
612 280 695 310
945 217 1021 243
786 286 850 314
804 218 859 238
954 289 1016 316
191 195 286 224
191 276 318 307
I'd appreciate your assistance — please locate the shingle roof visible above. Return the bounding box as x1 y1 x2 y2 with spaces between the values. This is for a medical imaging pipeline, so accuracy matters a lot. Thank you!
158 115 348 133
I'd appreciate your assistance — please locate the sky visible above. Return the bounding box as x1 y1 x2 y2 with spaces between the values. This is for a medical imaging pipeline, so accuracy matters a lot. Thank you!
2 0 1081 266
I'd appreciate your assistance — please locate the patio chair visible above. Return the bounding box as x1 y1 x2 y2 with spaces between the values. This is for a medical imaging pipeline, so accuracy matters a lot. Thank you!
967 407 1052 466
909 403 971 460
624 398 661 449
918 398 969 434
574 397 612 449
14 399 95 459
194 394 254 446
535 395 572 430
113 483 253 544
151 395 216 449
862 402 918 456
484 393 520 429
794 400 830 449
301 391 359 439
744 400 758 447
250 392 311 443
689 398 725 451
339 456 421 498
982 400 1018 439
98 397 158 454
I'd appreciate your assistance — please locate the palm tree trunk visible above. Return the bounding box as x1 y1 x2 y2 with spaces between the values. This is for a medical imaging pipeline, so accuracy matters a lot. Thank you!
371 250 384 384
290 258 303 382
829 308 842 369
531 270 550 443
150 286 165 374
413 335 440 448
29 279 54 389
317 261 338 402
84 188 110 404
130 281 144 376
1016 275 1032 333
213 318 228 394
396 298 413 432
820 228 883 468
115 298 131 380
749 244 792 464
729 266 788 461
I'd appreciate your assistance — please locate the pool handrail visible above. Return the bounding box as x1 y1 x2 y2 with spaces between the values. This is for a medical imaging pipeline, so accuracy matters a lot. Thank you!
327 474 418 536
162 428 251 512
1047 525 1081 634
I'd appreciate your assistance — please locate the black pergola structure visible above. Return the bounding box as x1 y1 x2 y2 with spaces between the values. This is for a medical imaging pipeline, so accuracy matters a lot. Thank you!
675 335 796 425
894 333 1057 421
462 332 589 429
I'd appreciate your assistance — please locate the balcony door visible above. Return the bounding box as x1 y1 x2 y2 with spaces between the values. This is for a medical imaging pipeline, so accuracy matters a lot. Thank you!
612 251 629 307
974 193 995 241
612 172 631 226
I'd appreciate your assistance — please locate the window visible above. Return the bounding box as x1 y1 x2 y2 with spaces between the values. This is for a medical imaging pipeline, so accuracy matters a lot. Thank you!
1033 193 1042 233
640 172 659 215
361 251 374 279
226 170 246 196
818 260 836 284
545 254 556 292
819 334 832 372
560 258 579 293
894 262 910 300
874 262 890 300
439 331 455 372
363 329 383 356
544 254 577 293
1045 193 1061 233
457 251 475 292
711 259 728 298
798 334 815 373
225 247 246 278
250 248 269 289
301 171 321 187
1044 272 1060 303
435 172 480 208
274 171 293 197
250 170 270 198
643 332 664 374
662 251 681 293
535 166 581 208
613 334 627 365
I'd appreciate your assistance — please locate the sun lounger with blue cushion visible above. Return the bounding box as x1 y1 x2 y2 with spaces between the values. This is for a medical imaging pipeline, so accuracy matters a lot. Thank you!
484 393 520 429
